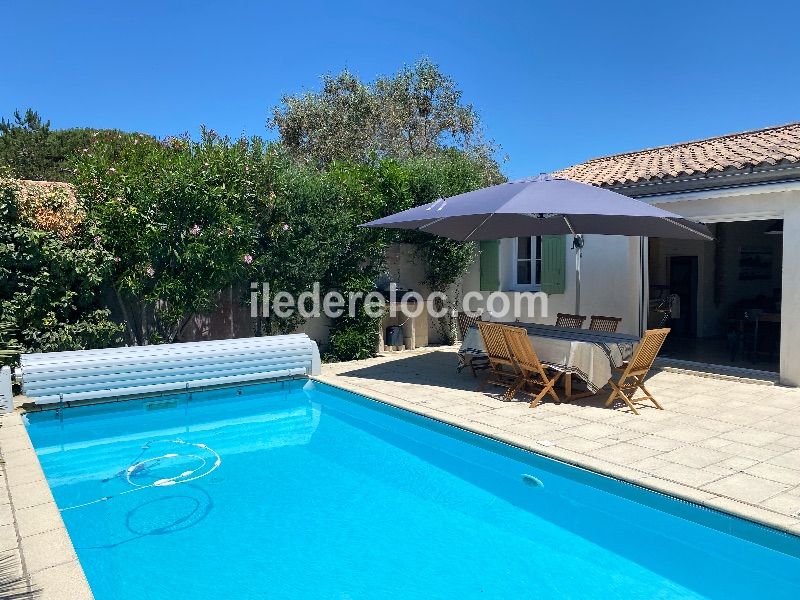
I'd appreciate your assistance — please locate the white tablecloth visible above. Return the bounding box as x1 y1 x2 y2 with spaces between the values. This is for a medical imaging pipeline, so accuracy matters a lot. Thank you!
459 323 639 393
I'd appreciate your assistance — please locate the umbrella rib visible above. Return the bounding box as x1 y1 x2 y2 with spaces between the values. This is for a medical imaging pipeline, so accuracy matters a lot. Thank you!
464 214 494 241
661 217 714 241
419 217 446 231
562 215 576 235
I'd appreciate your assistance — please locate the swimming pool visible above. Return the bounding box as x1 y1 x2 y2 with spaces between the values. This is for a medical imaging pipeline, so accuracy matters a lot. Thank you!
25 379 800 599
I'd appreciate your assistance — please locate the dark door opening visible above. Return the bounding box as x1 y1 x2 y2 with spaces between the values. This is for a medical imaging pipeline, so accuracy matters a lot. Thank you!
669 256 698 337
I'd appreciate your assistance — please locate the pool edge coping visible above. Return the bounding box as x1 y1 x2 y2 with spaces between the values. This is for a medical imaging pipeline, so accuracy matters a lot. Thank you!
1 411 94 600
311 374 800 539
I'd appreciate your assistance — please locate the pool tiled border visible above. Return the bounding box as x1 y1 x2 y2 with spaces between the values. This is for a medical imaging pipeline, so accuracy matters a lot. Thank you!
0 411 94 600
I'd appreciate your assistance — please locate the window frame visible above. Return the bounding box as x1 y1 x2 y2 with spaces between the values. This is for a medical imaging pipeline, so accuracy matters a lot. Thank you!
509 236 542 291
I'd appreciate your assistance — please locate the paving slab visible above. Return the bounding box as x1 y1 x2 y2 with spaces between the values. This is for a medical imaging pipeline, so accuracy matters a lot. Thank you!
1 412 95 599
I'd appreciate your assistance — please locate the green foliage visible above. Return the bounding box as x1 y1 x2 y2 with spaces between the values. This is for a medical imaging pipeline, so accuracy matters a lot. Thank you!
323 271 384 362
73 129 254 344
0 322 21 366
273 61 504 353
0 108 122 182
0 178 122 357
327 315 381 361
3 62 504 362
404 150 505 343
271 59 499 171
405 150 503 290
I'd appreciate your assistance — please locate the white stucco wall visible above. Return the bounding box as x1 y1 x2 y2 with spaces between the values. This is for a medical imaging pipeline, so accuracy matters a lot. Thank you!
780 206 800 386
458 235 642 335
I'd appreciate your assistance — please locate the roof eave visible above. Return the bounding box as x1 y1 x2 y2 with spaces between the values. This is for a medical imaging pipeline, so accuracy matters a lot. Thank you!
600 161 800 198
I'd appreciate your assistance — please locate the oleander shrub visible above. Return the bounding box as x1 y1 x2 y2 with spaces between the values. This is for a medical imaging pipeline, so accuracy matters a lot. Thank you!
0 176 122 358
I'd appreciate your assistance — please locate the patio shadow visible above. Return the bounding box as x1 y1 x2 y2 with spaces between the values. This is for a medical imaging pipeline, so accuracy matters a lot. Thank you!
331 349 632 411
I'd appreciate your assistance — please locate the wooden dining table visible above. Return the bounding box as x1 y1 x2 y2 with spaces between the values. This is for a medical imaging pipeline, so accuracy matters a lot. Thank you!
458 322 640 400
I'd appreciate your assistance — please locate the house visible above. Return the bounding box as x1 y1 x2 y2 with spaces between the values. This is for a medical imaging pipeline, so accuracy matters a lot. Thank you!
459 122 800 386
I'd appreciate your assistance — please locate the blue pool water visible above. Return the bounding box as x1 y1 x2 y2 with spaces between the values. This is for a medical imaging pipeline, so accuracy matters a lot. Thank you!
25 380 800 599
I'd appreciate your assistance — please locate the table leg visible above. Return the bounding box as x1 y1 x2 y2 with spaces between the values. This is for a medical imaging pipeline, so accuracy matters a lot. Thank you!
563 372 595 402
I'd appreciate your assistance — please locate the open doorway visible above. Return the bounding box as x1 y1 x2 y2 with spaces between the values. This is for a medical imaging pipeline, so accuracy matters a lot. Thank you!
668 256 698 337
648 220 782 372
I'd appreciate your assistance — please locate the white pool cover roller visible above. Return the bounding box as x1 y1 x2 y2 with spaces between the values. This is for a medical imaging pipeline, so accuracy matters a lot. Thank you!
20 334 321 405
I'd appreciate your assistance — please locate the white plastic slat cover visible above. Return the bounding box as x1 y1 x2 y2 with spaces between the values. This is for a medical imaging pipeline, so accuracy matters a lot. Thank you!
21 334 322 405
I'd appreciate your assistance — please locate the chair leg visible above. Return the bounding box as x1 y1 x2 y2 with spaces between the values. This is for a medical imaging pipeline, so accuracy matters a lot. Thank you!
636 379 663 410
529 380 552 408
546 372 563 403
527 372 562 408
605 379 640 415
605 381 620 407
616 388 640 416
504 375 526 400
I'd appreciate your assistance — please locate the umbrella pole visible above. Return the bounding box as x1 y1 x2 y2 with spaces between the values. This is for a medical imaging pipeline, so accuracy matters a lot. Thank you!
573 236 584 314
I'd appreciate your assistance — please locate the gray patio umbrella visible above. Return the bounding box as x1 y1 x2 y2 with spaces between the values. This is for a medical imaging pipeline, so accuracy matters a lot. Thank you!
361 173 712 314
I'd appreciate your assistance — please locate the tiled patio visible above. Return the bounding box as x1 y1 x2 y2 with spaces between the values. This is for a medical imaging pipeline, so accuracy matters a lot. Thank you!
317 346 800 536
0 412 93 599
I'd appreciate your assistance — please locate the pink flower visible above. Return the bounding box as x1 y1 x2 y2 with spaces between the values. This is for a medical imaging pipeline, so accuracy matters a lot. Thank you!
145 266 155 277
243 254 253 265
189 224 201 236
93 235 102 244
113 256 121 263
282 224 290 231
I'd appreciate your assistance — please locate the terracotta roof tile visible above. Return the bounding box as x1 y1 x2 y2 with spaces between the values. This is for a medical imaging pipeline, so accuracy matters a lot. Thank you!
553 122 800 186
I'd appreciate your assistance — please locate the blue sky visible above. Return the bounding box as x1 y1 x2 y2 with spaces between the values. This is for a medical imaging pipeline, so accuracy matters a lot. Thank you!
4 0 800 178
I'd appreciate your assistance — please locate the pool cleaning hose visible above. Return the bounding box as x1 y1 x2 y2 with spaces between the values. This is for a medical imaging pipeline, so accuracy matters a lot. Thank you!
60 439 221 512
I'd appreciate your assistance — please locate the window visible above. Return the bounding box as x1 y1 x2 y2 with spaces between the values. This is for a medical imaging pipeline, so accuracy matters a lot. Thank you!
513 236 541 287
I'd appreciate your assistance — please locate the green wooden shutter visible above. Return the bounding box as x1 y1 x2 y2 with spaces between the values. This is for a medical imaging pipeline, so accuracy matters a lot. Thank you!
479 240 500 291
540 235 566 295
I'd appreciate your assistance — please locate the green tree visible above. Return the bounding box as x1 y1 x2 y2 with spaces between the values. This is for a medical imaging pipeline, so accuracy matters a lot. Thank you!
0 108 125 181
0 109 53 179
271 59 499 170
272 62 505 355
238 154 397 341
73 130 253 345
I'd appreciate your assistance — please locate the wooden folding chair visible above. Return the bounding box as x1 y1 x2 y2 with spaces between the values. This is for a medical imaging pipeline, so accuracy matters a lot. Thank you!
556 313 587 328
476 321 518 395
605 328 670 415
456 311 481 340
456 311 487 376
502 326 563 407
588 315 622 332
